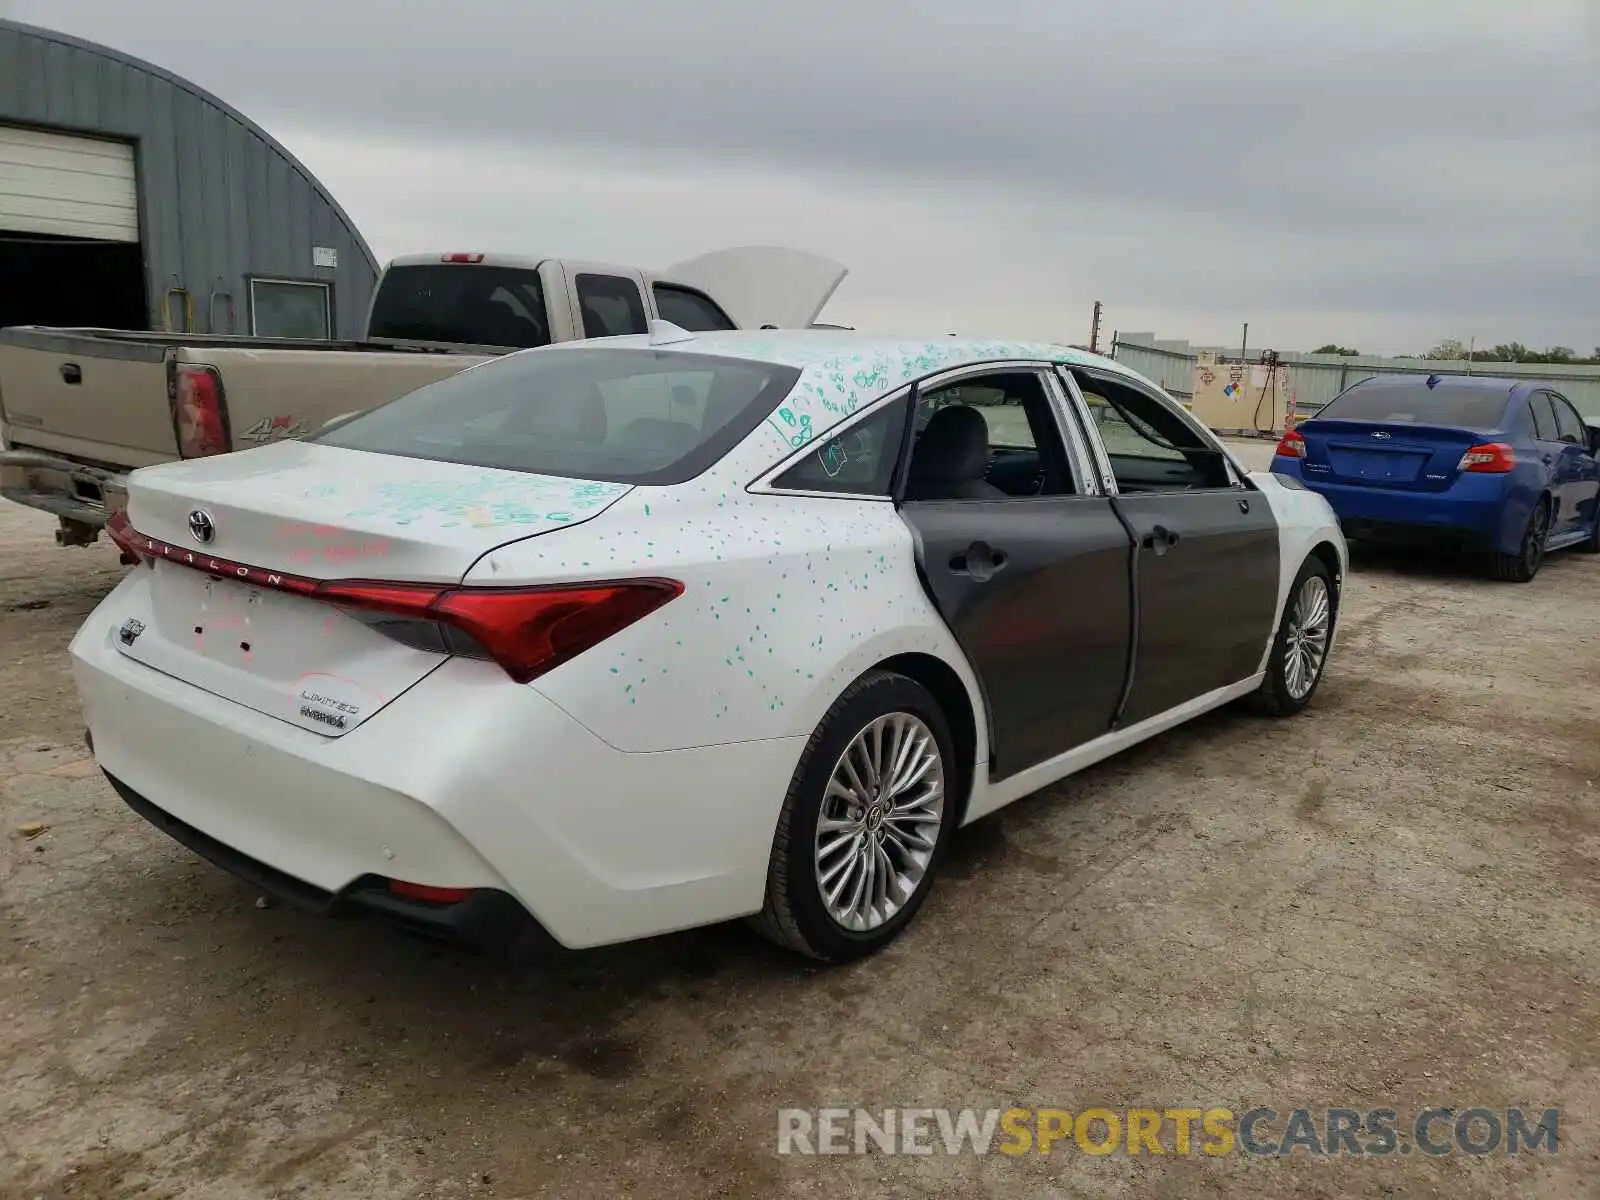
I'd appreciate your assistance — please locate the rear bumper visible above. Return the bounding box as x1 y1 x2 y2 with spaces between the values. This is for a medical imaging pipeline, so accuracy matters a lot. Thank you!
1272 459 1518 550
71 578 804 951
0 447 127 531
104 770 559 959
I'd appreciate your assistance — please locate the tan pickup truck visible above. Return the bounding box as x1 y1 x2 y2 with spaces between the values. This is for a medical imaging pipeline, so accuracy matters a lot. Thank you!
0 245 847 545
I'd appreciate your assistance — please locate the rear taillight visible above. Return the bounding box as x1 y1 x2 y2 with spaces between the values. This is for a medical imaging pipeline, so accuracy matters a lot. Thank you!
441 252 485 264
101 514 681 683
1274 430 1306 458
1458 442 1516 473
173 365 229 458
322 577 683 683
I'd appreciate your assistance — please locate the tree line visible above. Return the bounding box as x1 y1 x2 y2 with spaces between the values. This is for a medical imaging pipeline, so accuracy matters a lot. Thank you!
1310 341 1600 365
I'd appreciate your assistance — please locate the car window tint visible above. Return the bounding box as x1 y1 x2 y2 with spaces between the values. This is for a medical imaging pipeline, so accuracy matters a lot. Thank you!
1530 393 1561 442
313 347 800 485
1552 395 1585 443
1318 380 1511 428
653 284 736 332
1074 373 1232 493
576 274 648 338
905 371 1078 499
773 396 908 495
1527 398 1552 440
367 265 551 347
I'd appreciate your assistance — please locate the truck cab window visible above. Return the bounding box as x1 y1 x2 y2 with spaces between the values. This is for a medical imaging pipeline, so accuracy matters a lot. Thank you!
366 265 550 348
577 274 648 338
653 284 736 332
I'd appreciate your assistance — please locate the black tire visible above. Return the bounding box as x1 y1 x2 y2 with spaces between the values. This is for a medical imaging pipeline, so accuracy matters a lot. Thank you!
1489 498 1549 582
749 669 958 962
1250 555 1336 718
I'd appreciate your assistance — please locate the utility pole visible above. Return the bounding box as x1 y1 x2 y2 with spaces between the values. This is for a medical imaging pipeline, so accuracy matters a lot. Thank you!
1241 322 1249 362
1089 301 1103 355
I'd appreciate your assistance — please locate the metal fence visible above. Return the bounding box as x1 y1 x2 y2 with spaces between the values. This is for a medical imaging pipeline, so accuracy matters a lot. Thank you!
1110 333 1600 418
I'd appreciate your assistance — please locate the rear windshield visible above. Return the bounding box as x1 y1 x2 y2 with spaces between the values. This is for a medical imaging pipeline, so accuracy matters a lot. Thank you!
367 264 552 348
1317 380 1512 428
312 347 802 485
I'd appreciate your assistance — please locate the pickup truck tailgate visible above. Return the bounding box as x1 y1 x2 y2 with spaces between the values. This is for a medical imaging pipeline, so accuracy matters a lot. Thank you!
0 330 179 458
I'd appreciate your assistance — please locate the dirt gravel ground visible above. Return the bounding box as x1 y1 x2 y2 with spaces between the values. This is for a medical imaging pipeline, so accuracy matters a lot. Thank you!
3 450 1599 1199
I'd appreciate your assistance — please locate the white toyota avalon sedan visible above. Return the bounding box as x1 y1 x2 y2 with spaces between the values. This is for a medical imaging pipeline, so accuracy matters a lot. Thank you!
74 327 1346 963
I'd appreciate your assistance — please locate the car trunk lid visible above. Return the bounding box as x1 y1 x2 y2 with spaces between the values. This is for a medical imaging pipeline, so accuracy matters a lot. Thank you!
1297 418 1492 492
110 441 632 736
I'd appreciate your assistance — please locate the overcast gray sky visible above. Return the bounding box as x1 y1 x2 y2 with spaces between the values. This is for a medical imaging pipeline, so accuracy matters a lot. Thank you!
9 0 1597 354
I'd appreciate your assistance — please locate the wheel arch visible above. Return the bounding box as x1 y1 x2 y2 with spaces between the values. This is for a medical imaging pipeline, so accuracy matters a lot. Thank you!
1308 539 1344 609
873 652 980 828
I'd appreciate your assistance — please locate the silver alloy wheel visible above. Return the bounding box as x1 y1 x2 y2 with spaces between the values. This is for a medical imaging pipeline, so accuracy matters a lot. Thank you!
1283 574 1332 700
814 712 946 932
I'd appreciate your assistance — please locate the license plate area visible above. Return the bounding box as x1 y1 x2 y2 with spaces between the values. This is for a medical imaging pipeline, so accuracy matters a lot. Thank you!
113 564 445 736
1327 446 1427 483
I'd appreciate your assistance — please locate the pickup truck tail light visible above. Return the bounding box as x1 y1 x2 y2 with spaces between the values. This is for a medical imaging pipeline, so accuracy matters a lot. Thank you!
173 365 229 458
1458 442 1516 473
441 253 485 264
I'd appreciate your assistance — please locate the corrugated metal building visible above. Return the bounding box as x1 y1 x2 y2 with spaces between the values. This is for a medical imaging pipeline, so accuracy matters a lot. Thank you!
0 18 378 339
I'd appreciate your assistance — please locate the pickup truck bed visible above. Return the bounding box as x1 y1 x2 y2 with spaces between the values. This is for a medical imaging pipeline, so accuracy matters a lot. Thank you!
0 327 492 539
0 246 848 545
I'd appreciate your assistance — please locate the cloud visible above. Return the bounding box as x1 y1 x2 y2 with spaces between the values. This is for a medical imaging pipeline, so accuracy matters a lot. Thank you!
10 0 1598 354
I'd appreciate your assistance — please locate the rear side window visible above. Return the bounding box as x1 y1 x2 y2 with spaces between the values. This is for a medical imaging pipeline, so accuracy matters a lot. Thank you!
1318 380 1511 429
773 396 908 495
367 265 550 348
653 284 736 332
312 348 802 485
577 274 648 338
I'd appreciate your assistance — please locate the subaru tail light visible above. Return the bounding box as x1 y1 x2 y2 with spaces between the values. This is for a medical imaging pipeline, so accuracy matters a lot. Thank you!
1274 430 1306 458
1458 442 1516 473
103 514 682 683
173 365 229 458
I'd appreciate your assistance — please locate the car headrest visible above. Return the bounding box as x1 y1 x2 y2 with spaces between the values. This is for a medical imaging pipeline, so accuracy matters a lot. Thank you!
909 405 992 483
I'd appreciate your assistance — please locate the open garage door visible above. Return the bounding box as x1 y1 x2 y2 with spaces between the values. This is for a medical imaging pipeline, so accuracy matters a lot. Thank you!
0 125 147 330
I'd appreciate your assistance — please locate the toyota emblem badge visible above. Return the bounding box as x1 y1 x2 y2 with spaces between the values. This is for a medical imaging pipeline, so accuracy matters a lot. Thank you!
188 509 216 544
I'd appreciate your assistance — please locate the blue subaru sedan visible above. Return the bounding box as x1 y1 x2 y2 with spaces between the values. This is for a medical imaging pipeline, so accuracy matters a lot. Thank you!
1272 374 1600 581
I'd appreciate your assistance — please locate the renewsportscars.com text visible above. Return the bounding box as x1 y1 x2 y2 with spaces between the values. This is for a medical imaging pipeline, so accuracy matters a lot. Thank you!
777 1106 1559 1158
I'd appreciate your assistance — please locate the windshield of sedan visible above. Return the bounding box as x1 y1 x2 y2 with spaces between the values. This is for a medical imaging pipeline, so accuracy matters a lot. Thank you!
312 348 802 484
1317 380 1512 428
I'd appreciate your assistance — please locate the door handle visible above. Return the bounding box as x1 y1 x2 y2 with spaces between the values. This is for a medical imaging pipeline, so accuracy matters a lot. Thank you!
1140 525 1180 556
60 362 82 385
949 541 1009 582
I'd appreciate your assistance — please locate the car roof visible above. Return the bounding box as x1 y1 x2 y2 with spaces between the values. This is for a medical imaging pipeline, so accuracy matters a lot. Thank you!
548 328 1135 379
526 330 1160 461
1348 373 1526 393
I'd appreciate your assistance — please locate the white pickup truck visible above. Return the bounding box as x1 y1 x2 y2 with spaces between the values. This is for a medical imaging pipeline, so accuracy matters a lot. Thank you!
0 245 846 546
